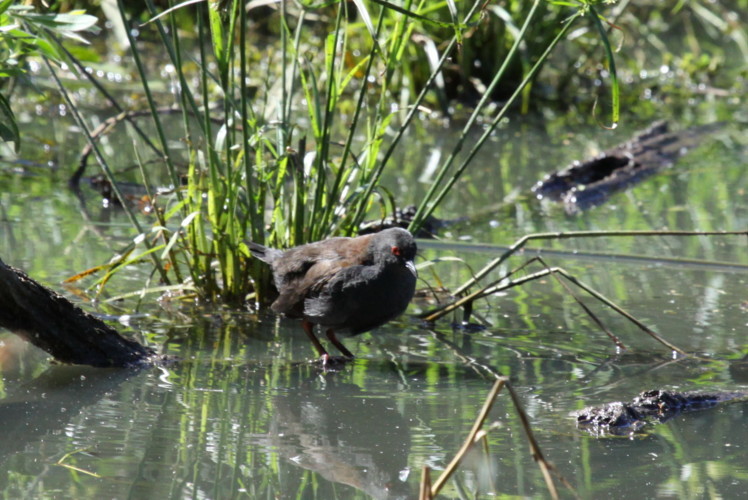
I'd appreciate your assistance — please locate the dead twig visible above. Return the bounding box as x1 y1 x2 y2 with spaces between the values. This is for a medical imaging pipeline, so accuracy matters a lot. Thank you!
503 381 573 499
422 256 689 355
419 465 432 500
425 377 507 498
451 229 748 298
419 374 576 499
424 332 579 499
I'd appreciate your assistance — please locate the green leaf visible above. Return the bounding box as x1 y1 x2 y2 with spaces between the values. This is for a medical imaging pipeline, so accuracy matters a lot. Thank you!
0 93 20 152
6 27 34 39
369 0 460 29
57 29 92 45
30 36 63 61
142 0 203 25
65 45 101 63
0 0 13 16
19 12 99 33
208 0 229 83
0 24 20 33
0 68 23 77
589 4 620 127
350 0 376 41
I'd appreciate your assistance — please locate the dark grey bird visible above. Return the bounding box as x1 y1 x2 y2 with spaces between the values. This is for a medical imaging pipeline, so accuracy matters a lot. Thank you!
248 228 417 361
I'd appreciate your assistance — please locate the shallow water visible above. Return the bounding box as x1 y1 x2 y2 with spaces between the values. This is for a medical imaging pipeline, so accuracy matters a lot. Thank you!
2 101 748 498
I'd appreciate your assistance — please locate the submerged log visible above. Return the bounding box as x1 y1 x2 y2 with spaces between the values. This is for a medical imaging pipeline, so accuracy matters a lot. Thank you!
574 389 748 437
0 257 156 367
532 121 723 213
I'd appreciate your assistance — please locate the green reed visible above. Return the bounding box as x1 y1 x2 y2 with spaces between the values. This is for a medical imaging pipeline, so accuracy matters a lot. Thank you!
55 0 633 305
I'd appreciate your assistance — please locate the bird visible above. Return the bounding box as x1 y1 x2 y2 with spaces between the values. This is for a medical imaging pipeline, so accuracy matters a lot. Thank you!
247 228 418 362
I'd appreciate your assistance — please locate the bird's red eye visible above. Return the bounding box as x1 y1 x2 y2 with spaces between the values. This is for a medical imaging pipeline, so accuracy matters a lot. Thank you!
391 246 401 256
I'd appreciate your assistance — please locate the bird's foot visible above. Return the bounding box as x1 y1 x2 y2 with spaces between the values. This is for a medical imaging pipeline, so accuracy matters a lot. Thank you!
310 353 354 370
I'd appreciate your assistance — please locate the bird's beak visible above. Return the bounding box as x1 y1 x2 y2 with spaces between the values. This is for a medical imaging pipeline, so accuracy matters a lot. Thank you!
405 259 417 277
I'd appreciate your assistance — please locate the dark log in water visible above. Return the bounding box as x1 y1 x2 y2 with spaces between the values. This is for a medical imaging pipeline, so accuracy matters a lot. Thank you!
0 257 156 367
574 389 748 437
532 121 723 213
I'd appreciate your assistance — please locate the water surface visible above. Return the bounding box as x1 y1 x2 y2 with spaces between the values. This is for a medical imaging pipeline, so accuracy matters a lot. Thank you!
2 102 748 498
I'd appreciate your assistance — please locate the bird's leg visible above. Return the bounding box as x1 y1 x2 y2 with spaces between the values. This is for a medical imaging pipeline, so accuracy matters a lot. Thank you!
302 320 329 358
326 329 354 359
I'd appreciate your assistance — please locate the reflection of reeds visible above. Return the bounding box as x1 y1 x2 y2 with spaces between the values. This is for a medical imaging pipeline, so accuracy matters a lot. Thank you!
419 377 573 499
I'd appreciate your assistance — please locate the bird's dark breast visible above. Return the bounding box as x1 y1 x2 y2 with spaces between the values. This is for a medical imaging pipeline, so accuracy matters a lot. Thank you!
304 264 416 334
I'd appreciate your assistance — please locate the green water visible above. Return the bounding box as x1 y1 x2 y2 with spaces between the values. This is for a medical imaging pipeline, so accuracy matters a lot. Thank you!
2 95 748 498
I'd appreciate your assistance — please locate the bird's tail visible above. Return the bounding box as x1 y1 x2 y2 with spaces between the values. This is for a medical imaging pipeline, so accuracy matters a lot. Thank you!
247 241 284 264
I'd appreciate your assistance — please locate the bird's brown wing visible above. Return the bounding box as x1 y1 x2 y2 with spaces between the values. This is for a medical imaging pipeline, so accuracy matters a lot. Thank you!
270 238 354 285
302 263 385 327
271 257 352 317
268 235 373 317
